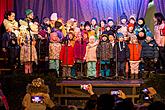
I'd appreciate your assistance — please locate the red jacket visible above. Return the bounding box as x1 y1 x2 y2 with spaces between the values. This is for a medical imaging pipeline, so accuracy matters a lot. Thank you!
128 43 142 61
60 45 74 66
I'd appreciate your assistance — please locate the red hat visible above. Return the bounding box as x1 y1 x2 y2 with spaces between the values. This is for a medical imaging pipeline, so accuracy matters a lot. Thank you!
127 23 134 29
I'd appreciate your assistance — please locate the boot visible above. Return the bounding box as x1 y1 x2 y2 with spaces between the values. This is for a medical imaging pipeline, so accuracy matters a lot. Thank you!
131 74 134 80
135 74 138 79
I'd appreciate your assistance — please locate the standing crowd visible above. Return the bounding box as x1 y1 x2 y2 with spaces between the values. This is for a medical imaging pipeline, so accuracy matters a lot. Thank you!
0 9 165 80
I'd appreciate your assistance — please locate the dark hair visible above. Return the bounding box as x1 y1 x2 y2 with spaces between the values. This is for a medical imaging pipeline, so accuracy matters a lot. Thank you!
4 11 15 19
154 13 165 25
99 20 106 27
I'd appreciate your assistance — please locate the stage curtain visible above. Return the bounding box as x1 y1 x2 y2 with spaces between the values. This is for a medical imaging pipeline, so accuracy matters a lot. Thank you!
14 0 149 23
154 0 165 17
79 0 149 22
14 0 84 22
0 0 13 24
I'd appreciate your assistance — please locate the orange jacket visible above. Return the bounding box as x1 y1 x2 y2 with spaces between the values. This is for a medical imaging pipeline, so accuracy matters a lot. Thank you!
128 43 142 61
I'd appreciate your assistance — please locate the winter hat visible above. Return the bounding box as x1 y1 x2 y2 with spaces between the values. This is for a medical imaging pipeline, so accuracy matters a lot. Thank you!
91 17 98 24
25 9 33 16
55 21 62 29
146 31 153 38
129 14 136 20
101 34 108 39
80 21 85 26
107 18 114 23
38 30 47 37
127 23 134 29
138 18 145 26
107 30 115 36
84 21 91 27
120 13 127 20
50 13 57 21
116 32 124 38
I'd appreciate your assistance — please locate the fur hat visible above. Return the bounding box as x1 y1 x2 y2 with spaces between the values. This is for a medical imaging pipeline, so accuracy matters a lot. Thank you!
25 9 33 16
116 32 124 38
50 13 57 21
120 13 127 20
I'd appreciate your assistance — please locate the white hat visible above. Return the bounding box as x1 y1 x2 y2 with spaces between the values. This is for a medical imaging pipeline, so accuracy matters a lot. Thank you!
129 14 136 20
50 13 57 21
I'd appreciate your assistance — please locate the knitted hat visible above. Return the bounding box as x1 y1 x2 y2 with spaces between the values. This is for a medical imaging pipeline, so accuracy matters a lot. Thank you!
120 13 127 20
25 9 33 16
116 32 124 38
146 31 153 38
50 13 57 21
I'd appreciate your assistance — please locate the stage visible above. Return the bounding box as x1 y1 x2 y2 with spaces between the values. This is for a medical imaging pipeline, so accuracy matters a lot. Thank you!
55 79 143 108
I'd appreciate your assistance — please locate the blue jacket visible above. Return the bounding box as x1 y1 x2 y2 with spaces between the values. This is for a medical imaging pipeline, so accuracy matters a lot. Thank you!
141 40 159 59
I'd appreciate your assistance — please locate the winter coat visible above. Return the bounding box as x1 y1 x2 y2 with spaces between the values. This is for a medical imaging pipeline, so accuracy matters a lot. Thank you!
22 84 55 110
97 41 113 60
128 43 142 61
85 43 98 62
74 39 87 62
49 42 61 60
141 40 159 59
60 44 74 66
154 24 165 47
113 41 130 62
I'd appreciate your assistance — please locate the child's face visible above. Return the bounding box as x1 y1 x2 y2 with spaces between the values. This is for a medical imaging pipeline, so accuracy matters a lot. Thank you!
146 36 152 41
85 25 91 31
121 19 127 24
129 19 135 24
109 35 114 41
102 36 107 41
89 37 95 43
101 21 105 27
83 33 88 39
80 25 84 30
91 19 96 26
139 32 145 37
138 20 143 25
8 13 15 21
118 37 124 42
69 33 74 39
128 26 134 32
106 27 110 31
108 21 114 27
